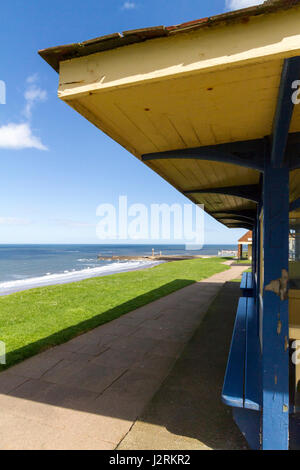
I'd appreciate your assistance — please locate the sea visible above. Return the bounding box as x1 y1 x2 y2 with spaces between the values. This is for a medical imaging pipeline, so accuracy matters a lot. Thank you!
0 244 237 296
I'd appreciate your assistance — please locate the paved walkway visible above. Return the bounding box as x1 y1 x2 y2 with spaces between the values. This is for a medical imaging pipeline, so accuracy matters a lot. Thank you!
0 264 247 450
118 281 248 450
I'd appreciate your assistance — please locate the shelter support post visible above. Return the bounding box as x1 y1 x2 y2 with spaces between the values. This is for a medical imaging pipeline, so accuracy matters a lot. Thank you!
238 244 243 260
262 160 290 450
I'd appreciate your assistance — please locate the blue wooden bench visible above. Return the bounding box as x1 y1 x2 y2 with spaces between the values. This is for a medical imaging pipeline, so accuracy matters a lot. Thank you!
222 297 261 411
240 272 254 298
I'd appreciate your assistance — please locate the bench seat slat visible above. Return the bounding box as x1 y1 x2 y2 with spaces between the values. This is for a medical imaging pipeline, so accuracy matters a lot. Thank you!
247 273 254 289
222 298 247 408
244 297 262 410
240 272 254 297
240 272 248 290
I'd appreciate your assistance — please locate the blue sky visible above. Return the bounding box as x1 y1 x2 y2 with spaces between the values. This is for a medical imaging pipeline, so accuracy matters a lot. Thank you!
0 0 261 244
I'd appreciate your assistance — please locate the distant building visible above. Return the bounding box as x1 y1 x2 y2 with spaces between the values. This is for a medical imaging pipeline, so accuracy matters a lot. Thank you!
238 231 252 260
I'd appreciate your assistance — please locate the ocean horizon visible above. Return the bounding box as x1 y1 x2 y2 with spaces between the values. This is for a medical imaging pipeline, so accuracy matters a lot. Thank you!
0 243 237 295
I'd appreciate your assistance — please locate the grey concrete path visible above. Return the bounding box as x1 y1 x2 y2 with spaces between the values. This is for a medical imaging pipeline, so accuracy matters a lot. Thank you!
0 264 246 450
118 282 248 450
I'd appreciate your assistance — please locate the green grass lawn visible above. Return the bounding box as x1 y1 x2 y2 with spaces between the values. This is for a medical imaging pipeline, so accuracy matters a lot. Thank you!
0 258 229 370
222 256 251 266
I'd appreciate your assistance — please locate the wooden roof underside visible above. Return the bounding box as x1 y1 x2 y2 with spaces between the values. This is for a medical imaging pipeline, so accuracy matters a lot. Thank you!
39 1 300 227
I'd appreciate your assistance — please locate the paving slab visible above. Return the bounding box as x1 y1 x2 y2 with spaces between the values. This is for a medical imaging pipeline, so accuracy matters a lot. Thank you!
0 263 247 449
7 353 63 380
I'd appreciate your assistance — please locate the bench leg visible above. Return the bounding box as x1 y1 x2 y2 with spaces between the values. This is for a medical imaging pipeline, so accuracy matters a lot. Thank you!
233 408 261 450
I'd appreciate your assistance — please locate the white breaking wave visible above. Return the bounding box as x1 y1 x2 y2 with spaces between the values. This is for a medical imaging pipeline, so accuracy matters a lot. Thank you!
0 260 161 296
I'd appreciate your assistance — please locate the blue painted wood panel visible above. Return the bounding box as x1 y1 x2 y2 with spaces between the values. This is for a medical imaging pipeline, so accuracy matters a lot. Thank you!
262 163 290 450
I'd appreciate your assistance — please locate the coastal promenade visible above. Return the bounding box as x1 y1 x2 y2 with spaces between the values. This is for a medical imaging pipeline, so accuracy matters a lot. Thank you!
0 263 247 449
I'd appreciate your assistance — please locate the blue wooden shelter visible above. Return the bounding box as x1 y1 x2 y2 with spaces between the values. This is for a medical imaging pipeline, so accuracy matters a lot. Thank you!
40 0 300 449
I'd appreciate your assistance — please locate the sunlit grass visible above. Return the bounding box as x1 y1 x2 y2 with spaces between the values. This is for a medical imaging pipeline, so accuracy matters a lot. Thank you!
0 258 229 369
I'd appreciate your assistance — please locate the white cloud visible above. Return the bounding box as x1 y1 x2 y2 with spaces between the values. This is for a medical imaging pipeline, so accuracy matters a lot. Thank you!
0 122 47 150
23 75 47 119
26 74 38 84
225 0 264 11
122 1 136 10
0 217 32 226
0 75 48 151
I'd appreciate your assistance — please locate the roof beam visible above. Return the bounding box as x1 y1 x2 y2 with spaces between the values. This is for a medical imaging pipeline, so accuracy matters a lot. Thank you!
226 223 254 230
271 56 300 168
184 184 260 203
290 197 300 212
217 216 255 224
142 139 265 171
142 132 300 171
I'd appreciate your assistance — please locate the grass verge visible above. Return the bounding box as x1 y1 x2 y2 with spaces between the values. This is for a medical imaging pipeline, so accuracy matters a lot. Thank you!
0 258 229 370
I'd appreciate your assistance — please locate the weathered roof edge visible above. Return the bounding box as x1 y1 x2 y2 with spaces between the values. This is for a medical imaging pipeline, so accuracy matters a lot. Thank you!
39 0 300 73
